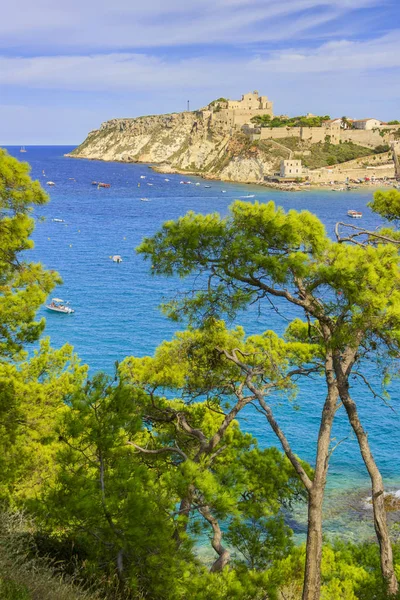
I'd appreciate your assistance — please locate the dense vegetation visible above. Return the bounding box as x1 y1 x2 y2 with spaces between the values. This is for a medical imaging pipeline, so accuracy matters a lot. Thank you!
2 148 400 599
250 114 331 128
274 137 380 168
300 140 376 167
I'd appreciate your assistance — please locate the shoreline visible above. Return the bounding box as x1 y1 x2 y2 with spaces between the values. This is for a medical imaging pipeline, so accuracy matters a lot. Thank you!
65 153 398 193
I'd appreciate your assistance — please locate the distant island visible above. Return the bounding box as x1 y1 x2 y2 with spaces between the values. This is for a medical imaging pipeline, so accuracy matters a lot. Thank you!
68 91 400 188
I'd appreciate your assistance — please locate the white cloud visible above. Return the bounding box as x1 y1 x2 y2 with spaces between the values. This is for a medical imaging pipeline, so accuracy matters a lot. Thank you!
1 31 399 93
0 0 380 50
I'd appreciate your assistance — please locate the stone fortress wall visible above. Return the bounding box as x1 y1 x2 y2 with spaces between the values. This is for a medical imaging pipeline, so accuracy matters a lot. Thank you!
204 91 399 148
254 124 397 147
257 124 341 144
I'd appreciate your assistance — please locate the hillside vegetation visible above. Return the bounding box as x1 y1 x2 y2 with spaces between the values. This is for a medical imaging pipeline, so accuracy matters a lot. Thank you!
275 137 381 168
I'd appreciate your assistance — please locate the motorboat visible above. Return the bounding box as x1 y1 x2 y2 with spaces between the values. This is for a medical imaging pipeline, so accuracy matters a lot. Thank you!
52 218 65 223
140 198 150 202
98 182 111 188
47 181 55 186
241 194 255 198
140 175 146 179
221 190 226 193
347 210 362 218
164 178 170 182
147 183 153 186
204 185 211 188
112 255 123 263
46 298 75 314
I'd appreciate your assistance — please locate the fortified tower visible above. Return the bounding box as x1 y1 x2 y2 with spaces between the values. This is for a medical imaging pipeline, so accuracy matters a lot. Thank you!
207 91 274 129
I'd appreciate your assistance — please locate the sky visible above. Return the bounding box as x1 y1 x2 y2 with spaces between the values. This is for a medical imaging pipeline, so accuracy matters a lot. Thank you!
1 0 400 145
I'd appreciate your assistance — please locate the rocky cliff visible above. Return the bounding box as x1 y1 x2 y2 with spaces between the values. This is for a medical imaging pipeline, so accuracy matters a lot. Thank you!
67 111 283 183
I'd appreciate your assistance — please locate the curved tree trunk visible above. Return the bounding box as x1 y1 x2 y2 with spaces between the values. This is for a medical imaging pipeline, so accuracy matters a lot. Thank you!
198 504 230 572
337 380 398 596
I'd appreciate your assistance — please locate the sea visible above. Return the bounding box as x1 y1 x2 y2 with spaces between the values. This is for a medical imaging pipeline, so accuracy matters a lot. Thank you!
5 145 400 542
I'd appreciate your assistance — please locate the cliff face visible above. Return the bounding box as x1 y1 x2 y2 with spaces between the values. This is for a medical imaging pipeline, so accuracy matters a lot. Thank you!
68 111 281 183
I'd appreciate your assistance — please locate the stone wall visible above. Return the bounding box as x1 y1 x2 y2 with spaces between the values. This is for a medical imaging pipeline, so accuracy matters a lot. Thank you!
259 125 340 144
341 129 390 148
260 127 302 140
212 108 274 129
308 164 395 183
252 124 400 148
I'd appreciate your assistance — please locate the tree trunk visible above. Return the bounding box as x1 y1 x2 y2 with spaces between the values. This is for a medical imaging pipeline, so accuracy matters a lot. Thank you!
337 378 398 596
251 353 338 600
302 372 338 600
303 487 324 600
198 504 230 572
173 485 195 546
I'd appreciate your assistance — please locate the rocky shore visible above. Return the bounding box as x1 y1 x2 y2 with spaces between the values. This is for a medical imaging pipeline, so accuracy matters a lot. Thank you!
68 111 398 191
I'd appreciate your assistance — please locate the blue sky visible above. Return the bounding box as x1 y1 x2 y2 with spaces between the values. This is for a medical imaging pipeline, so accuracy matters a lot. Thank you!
1 0 399 144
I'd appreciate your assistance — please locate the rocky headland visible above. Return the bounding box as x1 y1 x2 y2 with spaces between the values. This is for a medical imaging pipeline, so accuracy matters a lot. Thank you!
67 100 399 187
67 111 284 184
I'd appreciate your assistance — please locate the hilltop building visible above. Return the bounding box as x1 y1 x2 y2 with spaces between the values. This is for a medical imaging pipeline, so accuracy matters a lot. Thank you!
204 91 274 129
352 118 382 130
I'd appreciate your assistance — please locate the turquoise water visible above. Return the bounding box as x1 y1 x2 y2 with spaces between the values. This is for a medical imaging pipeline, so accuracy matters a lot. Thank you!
6 145 400 539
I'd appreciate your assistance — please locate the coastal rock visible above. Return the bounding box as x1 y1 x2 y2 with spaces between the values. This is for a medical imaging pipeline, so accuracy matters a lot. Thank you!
67 111 280 184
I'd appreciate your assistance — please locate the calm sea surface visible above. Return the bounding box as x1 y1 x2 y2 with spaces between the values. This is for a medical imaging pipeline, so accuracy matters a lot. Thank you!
6 145 400 540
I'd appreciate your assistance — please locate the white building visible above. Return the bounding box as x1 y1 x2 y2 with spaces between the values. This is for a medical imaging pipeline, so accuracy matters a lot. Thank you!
352 119 382 130
280 160 303 178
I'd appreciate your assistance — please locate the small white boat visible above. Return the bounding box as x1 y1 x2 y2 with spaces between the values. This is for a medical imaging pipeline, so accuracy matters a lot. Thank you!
241 194 255 198
204 185 211 188
347 210 362 218
164 178 170 182
47 181 55 186
195 183 200 186
46 298 74 314
221 190 226 193
112 255 123 263
147 183 153 186
140 198 150 202
52 218 65 223
140 175 146 179
20 146 27 153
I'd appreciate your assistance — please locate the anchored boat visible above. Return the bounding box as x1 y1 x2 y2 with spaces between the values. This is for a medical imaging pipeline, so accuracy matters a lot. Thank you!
46 298 75 314
347 210 362 218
